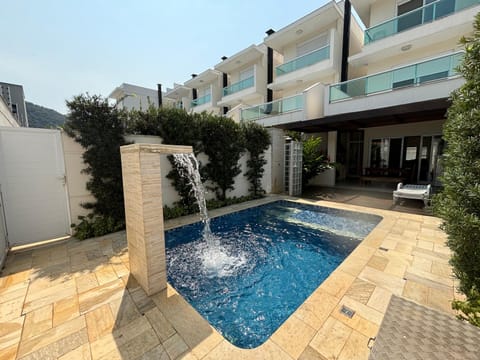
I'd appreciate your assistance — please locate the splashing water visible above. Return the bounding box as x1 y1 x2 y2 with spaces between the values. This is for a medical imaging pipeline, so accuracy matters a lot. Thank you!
172 153 247 277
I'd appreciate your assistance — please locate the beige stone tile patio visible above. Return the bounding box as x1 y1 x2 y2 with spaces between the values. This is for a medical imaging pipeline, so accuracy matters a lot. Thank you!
0 196 460 359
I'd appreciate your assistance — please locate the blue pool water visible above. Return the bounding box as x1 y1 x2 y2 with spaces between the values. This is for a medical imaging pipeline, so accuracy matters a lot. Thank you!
165 200 381 348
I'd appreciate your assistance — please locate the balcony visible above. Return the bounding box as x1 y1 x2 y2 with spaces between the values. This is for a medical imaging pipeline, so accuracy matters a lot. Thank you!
223 76 254 96
330 52 463 103
191 93 211 108
276 45 330 77
365 0 480 44
240 94 304 122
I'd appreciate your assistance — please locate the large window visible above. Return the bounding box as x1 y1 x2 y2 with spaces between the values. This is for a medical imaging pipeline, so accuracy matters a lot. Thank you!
370 138 403 168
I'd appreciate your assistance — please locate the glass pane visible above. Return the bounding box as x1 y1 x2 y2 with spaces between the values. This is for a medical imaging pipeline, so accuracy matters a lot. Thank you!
417 56 450 83
367 72 392 93
370 139 389 168
419 136 432 181
392 66 415 88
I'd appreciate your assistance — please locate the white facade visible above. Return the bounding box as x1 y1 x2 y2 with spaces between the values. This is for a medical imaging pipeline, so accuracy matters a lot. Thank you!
0 96 20 127
109 83 174 110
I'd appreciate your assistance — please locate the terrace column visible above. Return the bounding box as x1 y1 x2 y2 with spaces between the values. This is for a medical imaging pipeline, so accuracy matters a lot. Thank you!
120 144 193 296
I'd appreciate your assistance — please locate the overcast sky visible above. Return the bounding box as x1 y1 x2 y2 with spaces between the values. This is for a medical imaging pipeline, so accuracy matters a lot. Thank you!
1 0 334 114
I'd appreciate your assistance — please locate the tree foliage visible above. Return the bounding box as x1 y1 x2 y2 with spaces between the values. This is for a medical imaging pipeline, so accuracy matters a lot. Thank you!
64 94 127 238
301 135 330 187
242 122 271 197
200 116 245 200
434 14 480 326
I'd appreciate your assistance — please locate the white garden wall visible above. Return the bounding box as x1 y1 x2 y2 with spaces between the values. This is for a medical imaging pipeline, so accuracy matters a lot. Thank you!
65 131 277 226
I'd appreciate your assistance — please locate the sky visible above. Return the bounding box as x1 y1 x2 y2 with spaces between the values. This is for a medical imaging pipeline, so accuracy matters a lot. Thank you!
1 0 333 114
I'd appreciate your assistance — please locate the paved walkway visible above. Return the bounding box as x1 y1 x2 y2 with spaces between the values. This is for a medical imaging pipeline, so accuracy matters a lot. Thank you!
0 196 462 359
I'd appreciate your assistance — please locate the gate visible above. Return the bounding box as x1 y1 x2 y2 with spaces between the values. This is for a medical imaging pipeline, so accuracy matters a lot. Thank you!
0 128 71 248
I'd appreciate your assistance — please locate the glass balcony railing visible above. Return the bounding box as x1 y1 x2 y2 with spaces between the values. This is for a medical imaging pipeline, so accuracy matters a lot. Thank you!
365 0 480 44
223 76 254 96
191 93 211 108
240 94 304 122
276 45 330 77
329 52 463 103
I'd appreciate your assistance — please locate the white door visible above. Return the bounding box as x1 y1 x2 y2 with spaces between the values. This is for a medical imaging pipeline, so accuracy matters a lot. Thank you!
0 128 71 246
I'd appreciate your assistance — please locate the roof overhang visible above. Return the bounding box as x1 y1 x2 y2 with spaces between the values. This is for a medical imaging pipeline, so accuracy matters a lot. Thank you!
165 86 191 99
279 98 449 132
264 1 342 50
184 69 222 88
350 0 376 27
214 45 266 73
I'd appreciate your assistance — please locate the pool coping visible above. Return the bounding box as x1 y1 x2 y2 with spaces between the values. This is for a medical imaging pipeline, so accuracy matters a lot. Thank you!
158 194 457 359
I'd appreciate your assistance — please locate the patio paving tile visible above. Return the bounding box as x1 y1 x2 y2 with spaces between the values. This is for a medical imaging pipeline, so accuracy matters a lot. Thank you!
75 273 99 294
85 304 115 342
57 343 91 360
17 316 86 359
144 307 176 342
78 278 124 314
298 346 327 360
334 295 383 328
138 344 170 360
402 280 429 304
366 255 388 272
22 304 52 340
337 330 370 360
344 278 376 305
0 196 463 359
366 286 392 314
163 333 189 360
53 295 79 327
309 316 352 360
294 289 339 330
320 270 356 299
89 316 151 359
358 266 406 295
0 316 24 358
271 314 316 359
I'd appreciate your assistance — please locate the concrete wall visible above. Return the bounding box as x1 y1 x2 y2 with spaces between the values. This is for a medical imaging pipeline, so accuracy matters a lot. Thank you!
64 132 277 225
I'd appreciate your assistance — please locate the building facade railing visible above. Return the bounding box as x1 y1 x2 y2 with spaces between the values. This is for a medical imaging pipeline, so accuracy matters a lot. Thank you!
329 52 463 103
364 0 480 44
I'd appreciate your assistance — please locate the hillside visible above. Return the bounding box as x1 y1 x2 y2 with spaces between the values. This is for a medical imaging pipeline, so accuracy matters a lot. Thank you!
26 101 66 129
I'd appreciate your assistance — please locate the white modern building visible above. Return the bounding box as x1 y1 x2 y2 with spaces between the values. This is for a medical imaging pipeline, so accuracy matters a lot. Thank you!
0 82 28 127
125 0 480 189
109 83 175 110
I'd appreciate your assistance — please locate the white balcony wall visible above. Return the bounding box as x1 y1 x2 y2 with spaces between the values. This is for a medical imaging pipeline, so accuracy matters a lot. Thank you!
370 0 396 28
304 82 325 120
326 77 464 116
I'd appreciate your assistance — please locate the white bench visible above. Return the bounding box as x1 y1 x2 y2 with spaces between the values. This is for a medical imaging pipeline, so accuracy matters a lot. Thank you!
393 183 431 206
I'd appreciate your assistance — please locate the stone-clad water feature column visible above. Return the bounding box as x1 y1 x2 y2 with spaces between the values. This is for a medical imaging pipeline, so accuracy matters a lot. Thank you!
120 144 193 296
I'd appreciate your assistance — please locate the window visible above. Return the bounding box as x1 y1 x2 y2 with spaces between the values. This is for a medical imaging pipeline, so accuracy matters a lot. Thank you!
370 138 403 168
239 67 254 81
296 33 329 57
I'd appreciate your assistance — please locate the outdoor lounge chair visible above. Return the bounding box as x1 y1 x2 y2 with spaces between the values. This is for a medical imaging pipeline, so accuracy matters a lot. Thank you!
393 183 431 206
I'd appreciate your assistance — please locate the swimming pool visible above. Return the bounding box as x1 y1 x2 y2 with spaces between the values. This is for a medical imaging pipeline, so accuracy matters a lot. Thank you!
165 200 381 348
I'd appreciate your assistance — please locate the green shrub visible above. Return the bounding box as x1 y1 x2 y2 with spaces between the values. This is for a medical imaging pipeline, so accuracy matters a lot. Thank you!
200 116 245 200
64 94 127 239
242 122 271 197
302 136 331 187
434 13 480 326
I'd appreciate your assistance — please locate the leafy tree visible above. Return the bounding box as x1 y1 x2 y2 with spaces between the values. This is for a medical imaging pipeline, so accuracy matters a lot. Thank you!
302 135 330 187
64 94 127 238
242 122 271 197
126 106 201 211
200 116 245 200
434 14 480 327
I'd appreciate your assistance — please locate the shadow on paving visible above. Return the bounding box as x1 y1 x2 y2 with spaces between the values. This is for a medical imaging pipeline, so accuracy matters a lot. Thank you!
0 231 217 359
302 186 431 216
